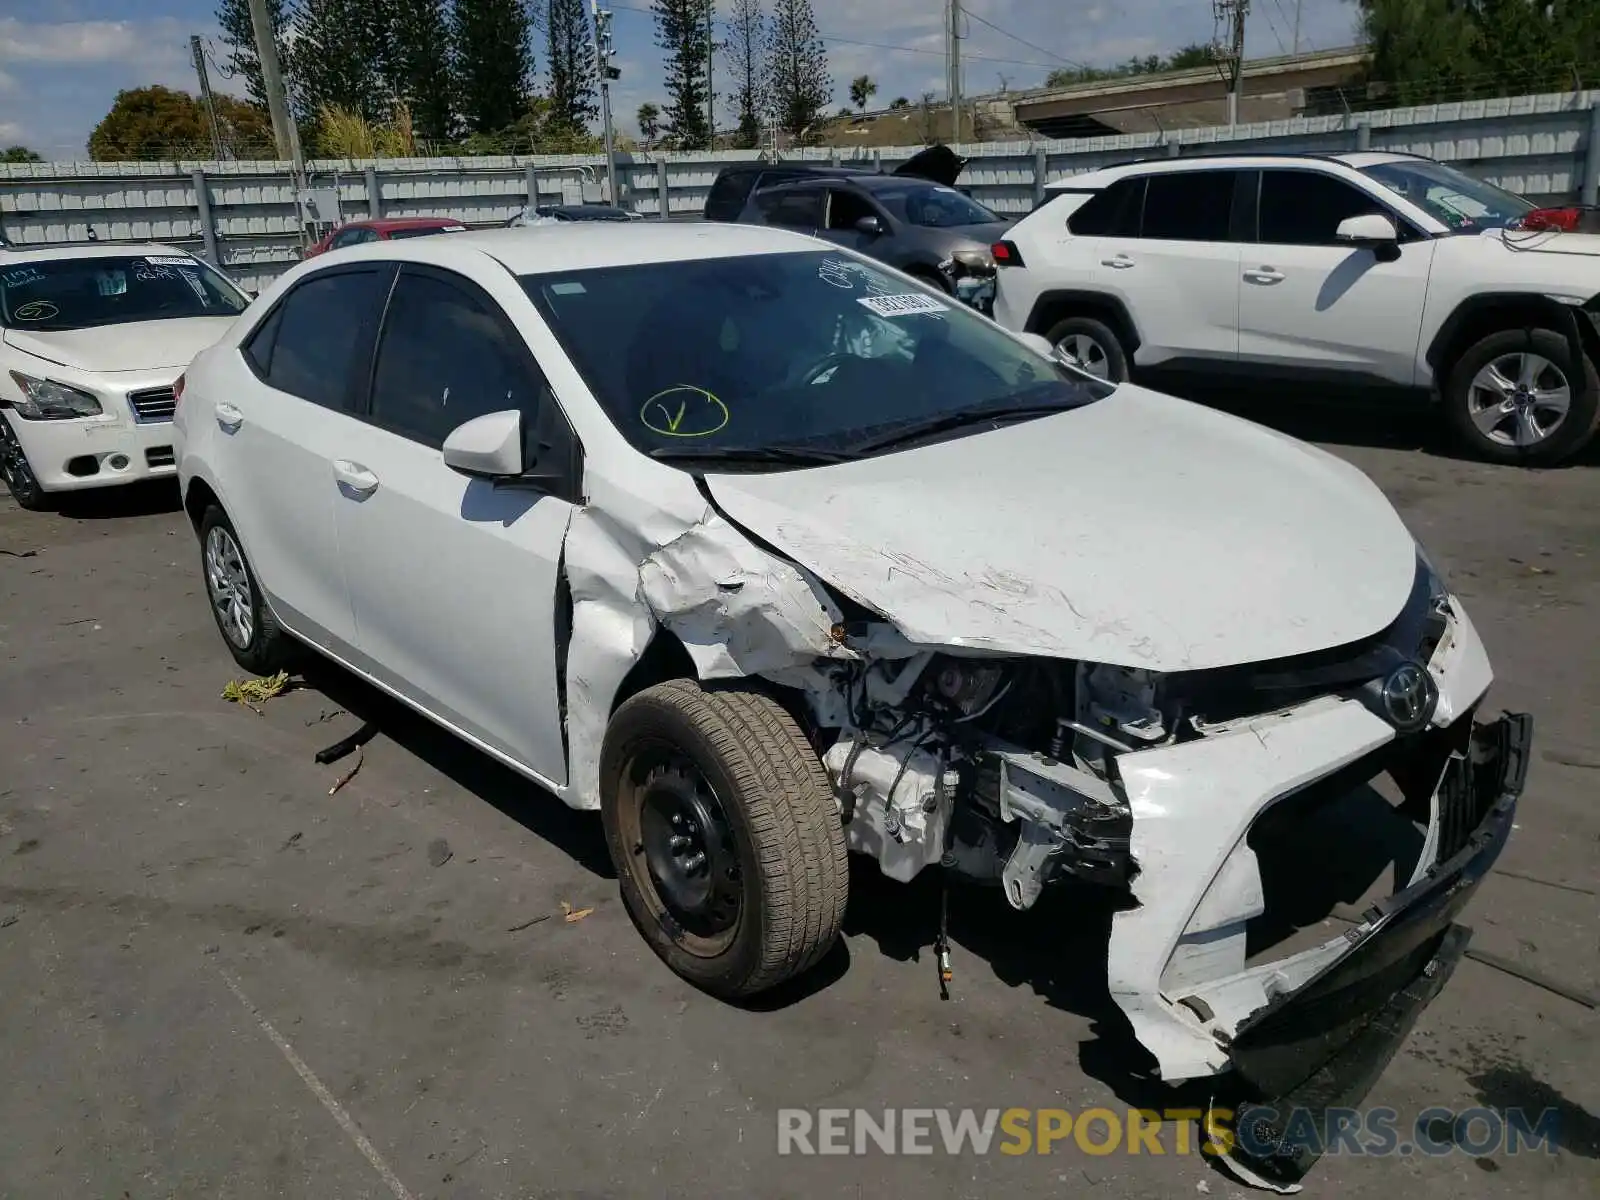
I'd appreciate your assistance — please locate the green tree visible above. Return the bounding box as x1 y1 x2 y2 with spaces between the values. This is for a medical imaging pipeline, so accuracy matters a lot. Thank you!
2 146 43 163
888 96 910 110
637 101 663 143
765 0 830 139
454 0 535 135
296 0 394 127
849 73 876 113
1044 42 1217 88
725 0 766 149
542 0 599 135
214 0 295 114
88 85 275 160
653 0 712 149
388 0 456 144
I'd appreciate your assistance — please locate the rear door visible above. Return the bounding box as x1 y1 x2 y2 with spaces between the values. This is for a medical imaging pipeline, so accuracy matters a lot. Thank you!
748 184 824 235
214 263 392 656
1237 168 1435 385
331 263 577 786
1094 169 1243 367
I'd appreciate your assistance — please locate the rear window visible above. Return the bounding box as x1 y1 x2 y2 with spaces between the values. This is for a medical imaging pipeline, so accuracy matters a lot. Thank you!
1067 177 1146 236
386 224 465 240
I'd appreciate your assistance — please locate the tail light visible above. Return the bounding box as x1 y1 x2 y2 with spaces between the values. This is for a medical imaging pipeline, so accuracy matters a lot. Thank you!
1518 207 1582 232
992 239 1025 267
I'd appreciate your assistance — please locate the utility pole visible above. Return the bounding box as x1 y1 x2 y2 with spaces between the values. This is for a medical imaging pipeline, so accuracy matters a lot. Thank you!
949 0 963 145
245 0 297 166
591 1 621 206
1211 0 1248 127
1292 0 1302 55
191 35 225 162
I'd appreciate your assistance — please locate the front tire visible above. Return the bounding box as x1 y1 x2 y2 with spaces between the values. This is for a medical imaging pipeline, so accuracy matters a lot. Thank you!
1444 327 1599 465
0 414 48 511
199 505 291 675
600 679 849 999
1044 315 1130 383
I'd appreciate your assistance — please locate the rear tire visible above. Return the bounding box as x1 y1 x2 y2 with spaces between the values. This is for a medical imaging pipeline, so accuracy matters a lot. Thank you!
1443 327 1599 465
0 415 48 511
600 679 849 999
198 505 291 675
1044 315 1130 383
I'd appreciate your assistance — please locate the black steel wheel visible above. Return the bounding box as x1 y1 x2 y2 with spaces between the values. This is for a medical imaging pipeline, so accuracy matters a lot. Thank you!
0 414 48 511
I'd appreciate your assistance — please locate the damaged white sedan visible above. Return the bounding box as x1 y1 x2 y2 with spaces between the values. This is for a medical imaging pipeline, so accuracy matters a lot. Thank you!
175 223 1530 1188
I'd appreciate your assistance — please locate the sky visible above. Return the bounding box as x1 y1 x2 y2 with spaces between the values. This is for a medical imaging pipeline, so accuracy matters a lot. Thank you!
0 0 1364 159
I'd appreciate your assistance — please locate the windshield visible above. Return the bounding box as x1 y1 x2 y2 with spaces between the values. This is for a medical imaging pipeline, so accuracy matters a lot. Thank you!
872 184 1001 228
522 250 1109 467
1362 160 1534 232
0 253 249 331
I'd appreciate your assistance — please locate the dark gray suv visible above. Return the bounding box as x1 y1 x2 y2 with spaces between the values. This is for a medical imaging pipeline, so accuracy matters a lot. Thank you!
704 147 1011 308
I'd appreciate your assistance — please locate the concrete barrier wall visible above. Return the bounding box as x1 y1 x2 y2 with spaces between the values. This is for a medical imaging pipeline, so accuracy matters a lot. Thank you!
6 89 1598 292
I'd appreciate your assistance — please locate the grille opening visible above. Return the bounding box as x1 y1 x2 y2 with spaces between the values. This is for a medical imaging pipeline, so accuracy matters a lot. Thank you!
65 455 100 477
128 386 177 423
145 445 175 468
1241 727 1461 966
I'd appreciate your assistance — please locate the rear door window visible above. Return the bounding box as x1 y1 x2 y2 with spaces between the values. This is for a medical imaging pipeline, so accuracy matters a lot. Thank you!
255 267 390 410
753 187 823 230
1141 171 1237 242
1067 177 1146 237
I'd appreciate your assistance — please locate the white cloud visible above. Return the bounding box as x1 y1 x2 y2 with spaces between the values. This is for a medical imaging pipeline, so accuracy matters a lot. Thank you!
0 18 182 64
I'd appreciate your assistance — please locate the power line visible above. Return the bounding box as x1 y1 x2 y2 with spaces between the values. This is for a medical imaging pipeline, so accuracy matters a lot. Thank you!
961 5 1092 71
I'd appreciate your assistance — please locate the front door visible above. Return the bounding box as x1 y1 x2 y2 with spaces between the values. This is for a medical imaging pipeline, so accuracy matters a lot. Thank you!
331 264 577 786
1237 169 1436 385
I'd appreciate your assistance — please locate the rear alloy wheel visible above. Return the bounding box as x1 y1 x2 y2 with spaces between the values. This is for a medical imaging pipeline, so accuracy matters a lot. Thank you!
199 505 291 675
1044 315 1129 383
0 414 48 510
600 679 849 999
1445 327 1599 465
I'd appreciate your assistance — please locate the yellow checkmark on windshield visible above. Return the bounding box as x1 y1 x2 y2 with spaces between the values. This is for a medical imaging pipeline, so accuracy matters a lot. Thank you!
640 386 730 438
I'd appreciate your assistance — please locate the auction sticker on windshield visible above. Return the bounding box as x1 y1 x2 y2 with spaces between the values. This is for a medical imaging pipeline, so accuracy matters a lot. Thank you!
145 255 197 266
858 293 948 318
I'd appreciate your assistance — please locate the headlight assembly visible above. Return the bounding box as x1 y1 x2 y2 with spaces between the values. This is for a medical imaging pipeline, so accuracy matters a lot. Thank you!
7 372 102 420
949 248 997 275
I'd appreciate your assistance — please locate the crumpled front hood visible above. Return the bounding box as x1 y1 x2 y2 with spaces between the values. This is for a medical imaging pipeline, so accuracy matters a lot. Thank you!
4 317 235 373
704 386 1419 671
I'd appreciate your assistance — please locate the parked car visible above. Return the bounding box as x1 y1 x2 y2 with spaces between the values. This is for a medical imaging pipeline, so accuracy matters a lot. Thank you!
304 216 467 258
0 242 250 509
175 222 1526 1190
992 150 1600 465
504 204 639 226
706 146 1008 308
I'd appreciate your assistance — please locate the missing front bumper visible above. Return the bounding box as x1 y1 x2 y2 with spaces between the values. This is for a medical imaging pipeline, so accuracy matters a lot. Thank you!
1220 711 1531 1188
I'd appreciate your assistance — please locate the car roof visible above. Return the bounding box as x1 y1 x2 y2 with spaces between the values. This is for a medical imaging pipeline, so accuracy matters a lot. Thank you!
1043 151 1432 192
0 241 198 264
322 221 823 275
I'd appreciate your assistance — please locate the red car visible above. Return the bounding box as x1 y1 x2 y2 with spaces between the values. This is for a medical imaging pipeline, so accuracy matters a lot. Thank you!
304 216 468 258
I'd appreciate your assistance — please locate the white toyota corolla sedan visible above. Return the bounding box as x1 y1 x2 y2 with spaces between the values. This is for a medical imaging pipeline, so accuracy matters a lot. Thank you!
174 223 1528 1189
1 242 250 509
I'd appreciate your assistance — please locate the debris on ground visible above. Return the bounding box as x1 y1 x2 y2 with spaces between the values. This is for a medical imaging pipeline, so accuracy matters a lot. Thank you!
0 912 19 930
561 900 594 923
314 720 378 764
507 914 553 932
327 749 363 795
427 838 453 867
221 670 292 714
280 831 303 851
0 547 39 558
305 708 348 726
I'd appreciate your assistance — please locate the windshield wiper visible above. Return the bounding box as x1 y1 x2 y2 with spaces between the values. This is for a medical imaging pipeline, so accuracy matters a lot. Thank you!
847 401 1082 455
648 444 855 466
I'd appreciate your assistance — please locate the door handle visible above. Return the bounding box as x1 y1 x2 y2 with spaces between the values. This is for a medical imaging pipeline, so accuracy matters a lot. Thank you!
1101 255 1136 269
1244 267 1285 284
333 459 380 498
215 402 244 432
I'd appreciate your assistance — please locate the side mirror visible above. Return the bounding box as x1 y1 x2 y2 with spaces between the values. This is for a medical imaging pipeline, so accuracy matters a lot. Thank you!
1337 213 1402 261
1017 332 1057 359
854 214 885 236
443 409 524 478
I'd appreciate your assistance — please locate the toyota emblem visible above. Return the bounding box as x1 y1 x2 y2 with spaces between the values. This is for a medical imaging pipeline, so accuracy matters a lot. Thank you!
1380 661 1439 732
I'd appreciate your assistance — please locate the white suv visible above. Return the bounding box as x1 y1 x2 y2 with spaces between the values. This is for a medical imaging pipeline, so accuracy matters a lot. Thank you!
0 242 250 508
992 151 1600 465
